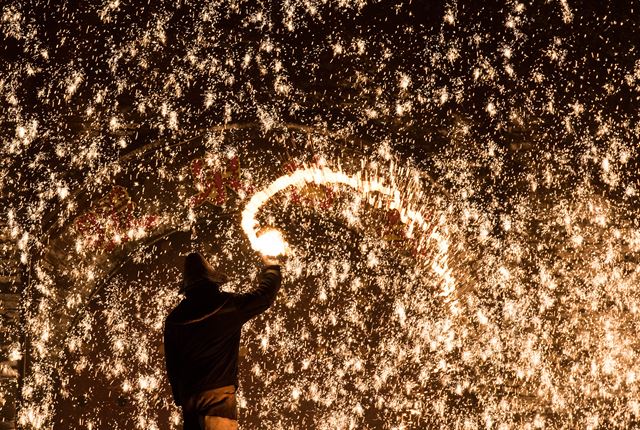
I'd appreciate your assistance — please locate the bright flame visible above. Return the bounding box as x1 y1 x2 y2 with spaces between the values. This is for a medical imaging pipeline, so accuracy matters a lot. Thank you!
255 229 287 256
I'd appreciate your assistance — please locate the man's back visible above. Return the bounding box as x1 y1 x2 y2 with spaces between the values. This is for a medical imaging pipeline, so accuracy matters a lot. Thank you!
164 264 281 407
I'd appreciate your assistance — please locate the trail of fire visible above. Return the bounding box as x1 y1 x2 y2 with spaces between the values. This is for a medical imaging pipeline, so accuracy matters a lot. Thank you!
241 165 457 308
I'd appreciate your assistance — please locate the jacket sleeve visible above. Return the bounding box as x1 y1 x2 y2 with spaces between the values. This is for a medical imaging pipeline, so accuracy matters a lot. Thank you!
235 265 282 322
163 324 182 406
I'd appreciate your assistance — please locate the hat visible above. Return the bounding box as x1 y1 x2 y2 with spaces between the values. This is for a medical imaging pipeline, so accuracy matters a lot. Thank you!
181 252 229 293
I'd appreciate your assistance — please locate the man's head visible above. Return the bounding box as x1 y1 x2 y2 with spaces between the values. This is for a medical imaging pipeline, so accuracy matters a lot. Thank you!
181 252 229 294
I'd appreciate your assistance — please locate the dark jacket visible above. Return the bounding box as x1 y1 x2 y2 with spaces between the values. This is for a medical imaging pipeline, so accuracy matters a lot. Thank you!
163 265 281 406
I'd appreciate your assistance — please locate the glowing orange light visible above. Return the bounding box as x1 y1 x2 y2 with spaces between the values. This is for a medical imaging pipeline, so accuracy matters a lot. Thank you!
255 229 287 257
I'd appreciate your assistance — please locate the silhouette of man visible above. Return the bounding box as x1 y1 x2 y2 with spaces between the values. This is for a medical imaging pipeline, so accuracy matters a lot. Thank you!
163 252 282 430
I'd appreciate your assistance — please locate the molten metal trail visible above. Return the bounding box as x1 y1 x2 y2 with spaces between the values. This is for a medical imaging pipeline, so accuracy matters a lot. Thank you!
242 165 425 247
241 165 456 303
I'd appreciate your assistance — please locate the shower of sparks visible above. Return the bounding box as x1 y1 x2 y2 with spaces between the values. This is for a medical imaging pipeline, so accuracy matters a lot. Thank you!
2 0 640 429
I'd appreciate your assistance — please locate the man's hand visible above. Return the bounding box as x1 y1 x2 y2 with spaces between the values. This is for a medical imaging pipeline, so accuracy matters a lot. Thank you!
261 254 282 267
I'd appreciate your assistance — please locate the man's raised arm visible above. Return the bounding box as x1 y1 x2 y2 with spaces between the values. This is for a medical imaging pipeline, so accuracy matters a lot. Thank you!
235 261 282 321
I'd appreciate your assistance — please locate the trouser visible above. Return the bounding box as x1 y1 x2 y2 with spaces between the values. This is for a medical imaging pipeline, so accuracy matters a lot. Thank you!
182 385 238 430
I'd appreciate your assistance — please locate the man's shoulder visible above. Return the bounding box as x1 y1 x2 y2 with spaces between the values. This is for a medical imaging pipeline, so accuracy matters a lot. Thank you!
216 291 244 309
165 294 231 325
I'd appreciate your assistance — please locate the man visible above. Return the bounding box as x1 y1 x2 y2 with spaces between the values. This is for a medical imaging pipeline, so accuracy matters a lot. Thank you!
163 252 282 430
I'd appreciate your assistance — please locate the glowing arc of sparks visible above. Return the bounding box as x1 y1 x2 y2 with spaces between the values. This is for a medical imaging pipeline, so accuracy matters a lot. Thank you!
242 165 428 247
241 165 456 303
